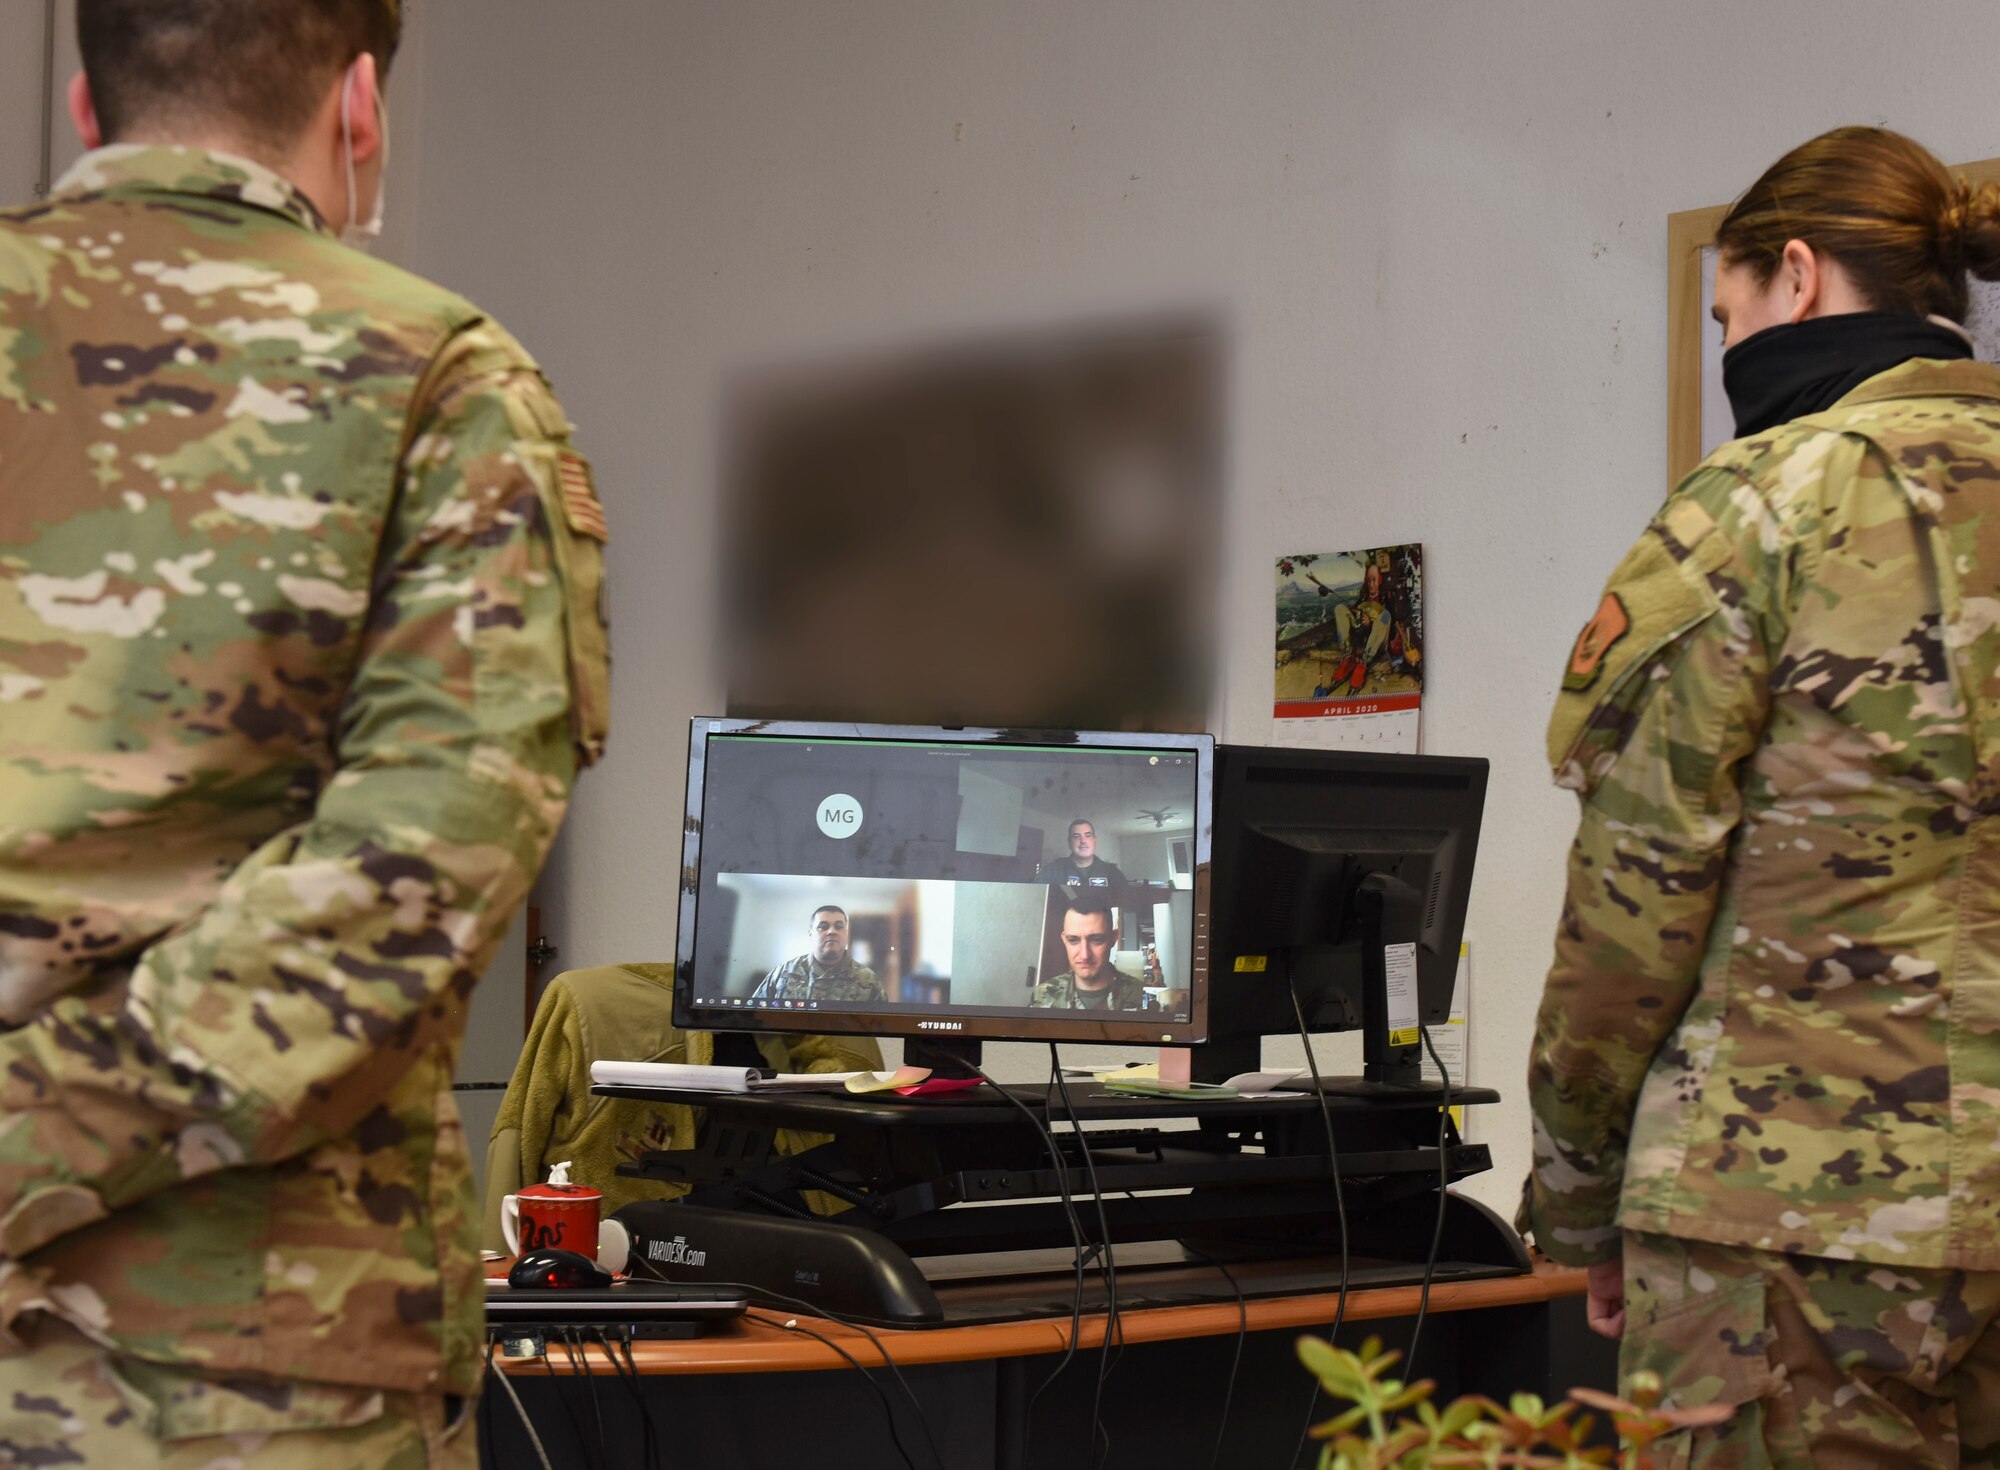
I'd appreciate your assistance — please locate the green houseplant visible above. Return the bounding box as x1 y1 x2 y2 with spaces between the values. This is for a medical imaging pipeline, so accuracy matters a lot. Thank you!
1295 1335 1732 1470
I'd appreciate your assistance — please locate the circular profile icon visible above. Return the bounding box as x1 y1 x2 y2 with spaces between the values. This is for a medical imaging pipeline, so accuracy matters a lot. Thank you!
817 793 863 839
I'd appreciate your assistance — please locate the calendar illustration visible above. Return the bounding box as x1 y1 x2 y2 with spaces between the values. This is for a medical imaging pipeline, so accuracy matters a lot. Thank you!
1272 544 1423 753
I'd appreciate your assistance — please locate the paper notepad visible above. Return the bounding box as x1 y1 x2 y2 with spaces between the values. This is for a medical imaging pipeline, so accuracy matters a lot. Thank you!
1223 1069 1312 1095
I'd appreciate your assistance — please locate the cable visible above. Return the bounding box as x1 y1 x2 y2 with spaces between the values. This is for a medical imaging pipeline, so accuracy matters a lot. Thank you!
605 1327 669 1470
485 1334 556 1470
1176 1242 1249 1470
1287 956 1352 1470
623 1253 944 1470
478 1342 501 1470
966 1057 1094 1449
1049 1047 1122 1470
1047 1059 1123 1350
536 1328 596 1464
578 1329 622 1470
753 1309 919 1470
591 1329 664 1470
1029 1050 1092 1430
563 1329 609 1469
756 1290 943 1470
1405 1020 1455 1371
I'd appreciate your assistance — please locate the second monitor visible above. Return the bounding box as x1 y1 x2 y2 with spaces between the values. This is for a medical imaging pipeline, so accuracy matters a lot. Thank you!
1198 743 1488 1087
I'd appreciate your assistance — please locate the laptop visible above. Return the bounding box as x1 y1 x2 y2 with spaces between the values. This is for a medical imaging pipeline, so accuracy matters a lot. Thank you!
484 1279 750 1325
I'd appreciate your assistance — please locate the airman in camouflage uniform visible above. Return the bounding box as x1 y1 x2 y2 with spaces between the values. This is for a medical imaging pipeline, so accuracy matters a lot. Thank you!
1029 965 1146 1011
0 5 607 1462
1524 357 2000 1462
749 904 884 1004
1618 1232 2000 1467
1030 894 1143 1009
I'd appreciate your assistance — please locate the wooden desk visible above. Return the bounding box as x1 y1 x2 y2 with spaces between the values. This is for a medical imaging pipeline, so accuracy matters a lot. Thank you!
482 1261 1606 1469
498 1259 1582 1375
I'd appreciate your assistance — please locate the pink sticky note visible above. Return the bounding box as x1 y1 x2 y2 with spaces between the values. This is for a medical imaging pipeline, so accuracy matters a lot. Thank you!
891 1078 986 1097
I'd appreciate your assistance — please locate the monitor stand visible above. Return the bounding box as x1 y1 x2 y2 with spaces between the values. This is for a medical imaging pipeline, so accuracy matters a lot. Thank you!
1356 869 1425 1087
904 1035 984 1079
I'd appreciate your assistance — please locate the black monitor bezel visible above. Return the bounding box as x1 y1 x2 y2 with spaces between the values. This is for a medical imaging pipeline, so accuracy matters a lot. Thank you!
673 719 1215 1047
1204 744 1487 1042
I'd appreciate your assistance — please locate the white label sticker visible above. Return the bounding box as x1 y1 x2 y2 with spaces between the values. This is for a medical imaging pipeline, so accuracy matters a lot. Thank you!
1384 941 1419 1047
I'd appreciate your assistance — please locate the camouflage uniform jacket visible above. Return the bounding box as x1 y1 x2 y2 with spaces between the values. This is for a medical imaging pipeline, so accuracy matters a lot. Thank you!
0 147 610 1396
1525 357 2000 1271
482 964 884 1247
1031 966 1146 1010
750 954 884 1004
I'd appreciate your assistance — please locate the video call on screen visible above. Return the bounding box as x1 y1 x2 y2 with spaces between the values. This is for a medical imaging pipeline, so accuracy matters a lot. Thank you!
691 736 1201 1020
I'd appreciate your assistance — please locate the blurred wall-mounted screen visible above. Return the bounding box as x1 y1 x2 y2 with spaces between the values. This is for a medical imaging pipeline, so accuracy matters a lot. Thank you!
721 312 1223 733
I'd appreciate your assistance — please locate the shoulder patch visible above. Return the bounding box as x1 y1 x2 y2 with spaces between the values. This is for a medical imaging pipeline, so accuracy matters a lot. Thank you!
557 452 609 542
1547 523 1721 792
1563 593 1629 692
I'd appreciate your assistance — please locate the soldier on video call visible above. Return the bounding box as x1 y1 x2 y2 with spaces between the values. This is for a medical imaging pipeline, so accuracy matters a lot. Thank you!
1035 817 1130 898
750 904 885 1004
1031 894 1147 1011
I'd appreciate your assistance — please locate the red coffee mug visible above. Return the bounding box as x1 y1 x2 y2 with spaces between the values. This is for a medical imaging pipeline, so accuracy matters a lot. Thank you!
503 1179 601 1261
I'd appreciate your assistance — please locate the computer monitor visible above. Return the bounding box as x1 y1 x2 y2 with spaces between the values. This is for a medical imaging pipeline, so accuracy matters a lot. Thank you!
1195 745 1487 1087
673 720 1214 1058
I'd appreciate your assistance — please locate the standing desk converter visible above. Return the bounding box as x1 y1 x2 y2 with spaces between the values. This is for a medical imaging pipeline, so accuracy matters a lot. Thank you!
598 1079 1529 1323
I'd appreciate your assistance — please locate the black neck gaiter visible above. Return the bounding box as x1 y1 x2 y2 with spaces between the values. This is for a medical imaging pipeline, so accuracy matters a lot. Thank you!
1721 312 1972 439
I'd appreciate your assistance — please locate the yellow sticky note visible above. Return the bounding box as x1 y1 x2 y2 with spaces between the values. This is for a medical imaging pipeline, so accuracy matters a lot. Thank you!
844 1066 933 1094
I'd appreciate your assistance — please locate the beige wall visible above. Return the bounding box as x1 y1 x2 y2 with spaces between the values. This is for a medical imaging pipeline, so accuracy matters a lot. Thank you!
16 0 2000 1215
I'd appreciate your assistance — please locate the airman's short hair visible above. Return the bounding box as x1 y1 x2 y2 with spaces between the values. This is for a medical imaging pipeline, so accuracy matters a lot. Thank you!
1062 893 1115 924
79 0 402 153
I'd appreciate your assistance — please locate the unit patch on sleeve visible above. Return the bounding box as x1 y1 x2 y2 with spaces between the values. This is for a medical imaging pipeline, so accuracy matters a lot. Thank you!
1563 593 1629 692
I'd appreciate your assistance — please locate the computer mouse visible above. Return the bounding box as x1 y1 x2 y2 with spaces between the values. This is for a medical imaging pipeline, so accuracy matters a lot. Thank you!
508 1247 614 1290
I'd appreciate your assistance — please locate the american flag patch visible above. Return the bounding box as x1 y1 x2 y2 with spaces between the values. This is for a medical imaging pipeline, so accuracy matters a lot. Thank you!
557 452 608 541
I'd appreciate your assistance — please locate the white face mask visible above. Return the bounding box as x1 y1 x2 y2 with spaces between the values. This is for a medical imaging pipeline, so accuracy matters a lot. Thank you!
339 61 387 248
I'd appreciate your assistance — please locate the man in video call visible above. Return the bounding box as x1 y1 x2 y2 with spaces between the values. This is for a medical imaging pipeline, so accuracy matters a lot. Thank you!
1035 817 1130 898
1031 894 1147 1010
750 904 885 1005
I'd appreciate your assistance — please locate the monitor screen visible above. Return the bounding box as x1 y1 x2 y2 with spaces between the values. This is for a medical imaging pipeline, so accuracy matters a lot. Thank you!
674 721 1214 1047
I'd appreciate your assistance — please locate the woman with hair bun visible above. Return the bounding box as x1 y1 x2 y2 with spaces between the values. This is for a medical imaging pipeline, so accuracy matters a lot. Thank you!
1525 126 2000 1465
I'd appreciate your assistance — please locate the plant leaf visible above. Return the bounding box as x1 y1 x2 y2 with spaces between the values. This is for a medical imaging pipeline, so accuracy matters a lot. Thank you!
1298 1336 1368 1397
